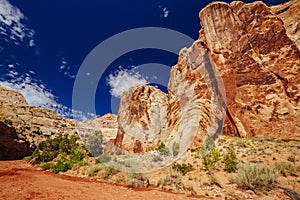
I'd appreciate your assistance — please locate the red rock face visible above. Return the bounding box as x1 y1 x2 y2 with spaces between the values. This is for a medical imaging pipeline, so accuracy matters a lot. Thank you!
114 0 300 153
200 1 300 140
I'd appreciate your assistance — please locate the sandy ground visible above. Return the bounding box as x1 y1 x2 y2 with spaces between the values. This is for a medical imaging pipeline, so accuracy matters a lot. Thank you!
0 160 206 200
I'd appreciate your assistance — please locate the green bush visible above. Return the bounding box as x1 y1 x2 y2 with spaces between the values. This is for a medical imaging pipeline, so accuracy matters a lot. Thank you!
152 155 163 162
115 148 122 155
52 157 71 173
27 134 87 173
172 142 180 157
88 164 117 179
223 144 238 173
172 162 194 176
96 154 111 164
156 143 170 156
195 136 220 171
126 173 149 188
41 163 55 170
234 164 278 190
84 131 105 157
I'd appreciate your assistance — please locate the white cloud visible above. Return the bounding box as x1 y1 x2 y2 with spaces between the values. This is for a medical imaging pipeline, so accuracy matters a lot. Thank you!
0 71 94 121
163 7 169 18
107 68 148 98
0 0 35 46
158 5 169 18
58 57 76 79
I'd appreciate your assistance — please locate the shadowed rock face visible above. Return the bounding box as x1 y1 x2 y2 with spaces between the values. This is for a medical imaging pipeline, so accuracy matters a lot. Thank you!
115 0 300 153
0 121 32 160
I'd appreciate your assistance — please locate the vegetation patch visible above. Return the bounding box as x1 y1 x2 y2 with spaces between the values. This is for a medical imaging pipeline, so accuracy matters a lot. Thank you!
172 162 194 176
27 134 88 173
156 142 170 156
195 136 221 171
223 143 238 173
234 164 278 191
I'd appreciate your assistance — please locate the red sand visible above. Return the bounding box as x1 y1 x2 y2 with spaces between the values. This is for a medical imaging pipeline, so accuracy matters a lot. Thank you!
0 160 205 200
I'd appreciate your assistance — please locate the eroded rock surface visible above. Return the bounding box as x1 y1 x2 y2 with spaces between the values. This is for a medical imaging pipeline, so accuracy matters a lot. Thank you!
200 1 300 140
0 86 77 159
114 0 300 153
115 85 168 153
271 0 300 48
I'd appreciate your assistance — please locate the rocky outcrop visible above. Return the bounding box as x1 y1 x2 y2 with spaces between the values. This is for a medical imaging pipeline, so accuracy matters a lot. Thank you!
199 1 300 140
95 113 118 141
0 121 31 160
0 86 119 159
0 86 77 159
114 0 300 153
115 85 168 153
271 0 300 48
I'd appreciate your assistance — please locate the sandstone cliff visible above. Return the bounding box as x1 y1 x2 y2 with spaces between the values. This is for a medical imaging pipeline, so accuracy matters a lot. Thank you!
199 0 300 139
0 86 118 159
114 0 300 153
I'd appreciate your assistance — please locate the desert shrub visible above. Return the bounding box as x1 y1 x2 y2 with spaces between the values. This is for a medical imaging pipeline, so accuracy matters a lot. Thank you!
115 148 122 155
172 162 194 176
84 131 105 157
234 164 278 191
195 136 221 171
209 175 223 188
98 166 117 179
52 158 71 173
126 173 149 188
223 143 238 173
89 163 118 180
88 163 103 176
152 155 163 162
197 147 221 171
156 142 170 156
28 134 87 173
172 142 180 157
274 162 298 177
204 148 221 171
96 154 111 164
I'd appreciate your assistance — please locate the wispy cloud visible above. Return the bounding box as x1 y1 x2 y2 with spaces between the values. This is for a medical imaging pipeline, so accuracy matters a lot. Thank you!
158 5 170 18
107 67 148 98
0 67 96 121
58 57 76 79
162 7 169 18
0 0 35 46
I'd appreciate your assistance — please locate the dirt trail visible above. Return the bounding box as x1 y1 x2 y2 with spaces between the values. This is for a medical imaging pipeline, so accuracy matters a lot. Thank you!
0 160 206 200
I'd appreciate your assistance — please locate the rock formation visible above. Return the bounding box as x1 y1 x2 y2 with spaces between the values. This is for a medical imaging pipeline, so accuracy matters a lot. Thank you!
271 0 300 48
114 0 300 153
0 86 77 159
115 85 168 153
199 1 300 139
0 121 31 159
0 85 120 159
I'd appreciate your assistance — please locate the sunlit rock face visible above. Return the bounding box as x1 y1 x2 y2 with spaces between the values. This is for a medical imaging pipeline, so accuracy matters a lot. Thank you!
114 0 300 153
200 1 300 140
115 85 168 153
0 86 77 159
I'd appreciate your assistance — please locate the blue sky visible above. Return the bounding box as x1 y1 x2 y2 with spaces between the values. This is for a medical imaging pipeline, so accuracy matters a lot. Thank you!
0 0 288 120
